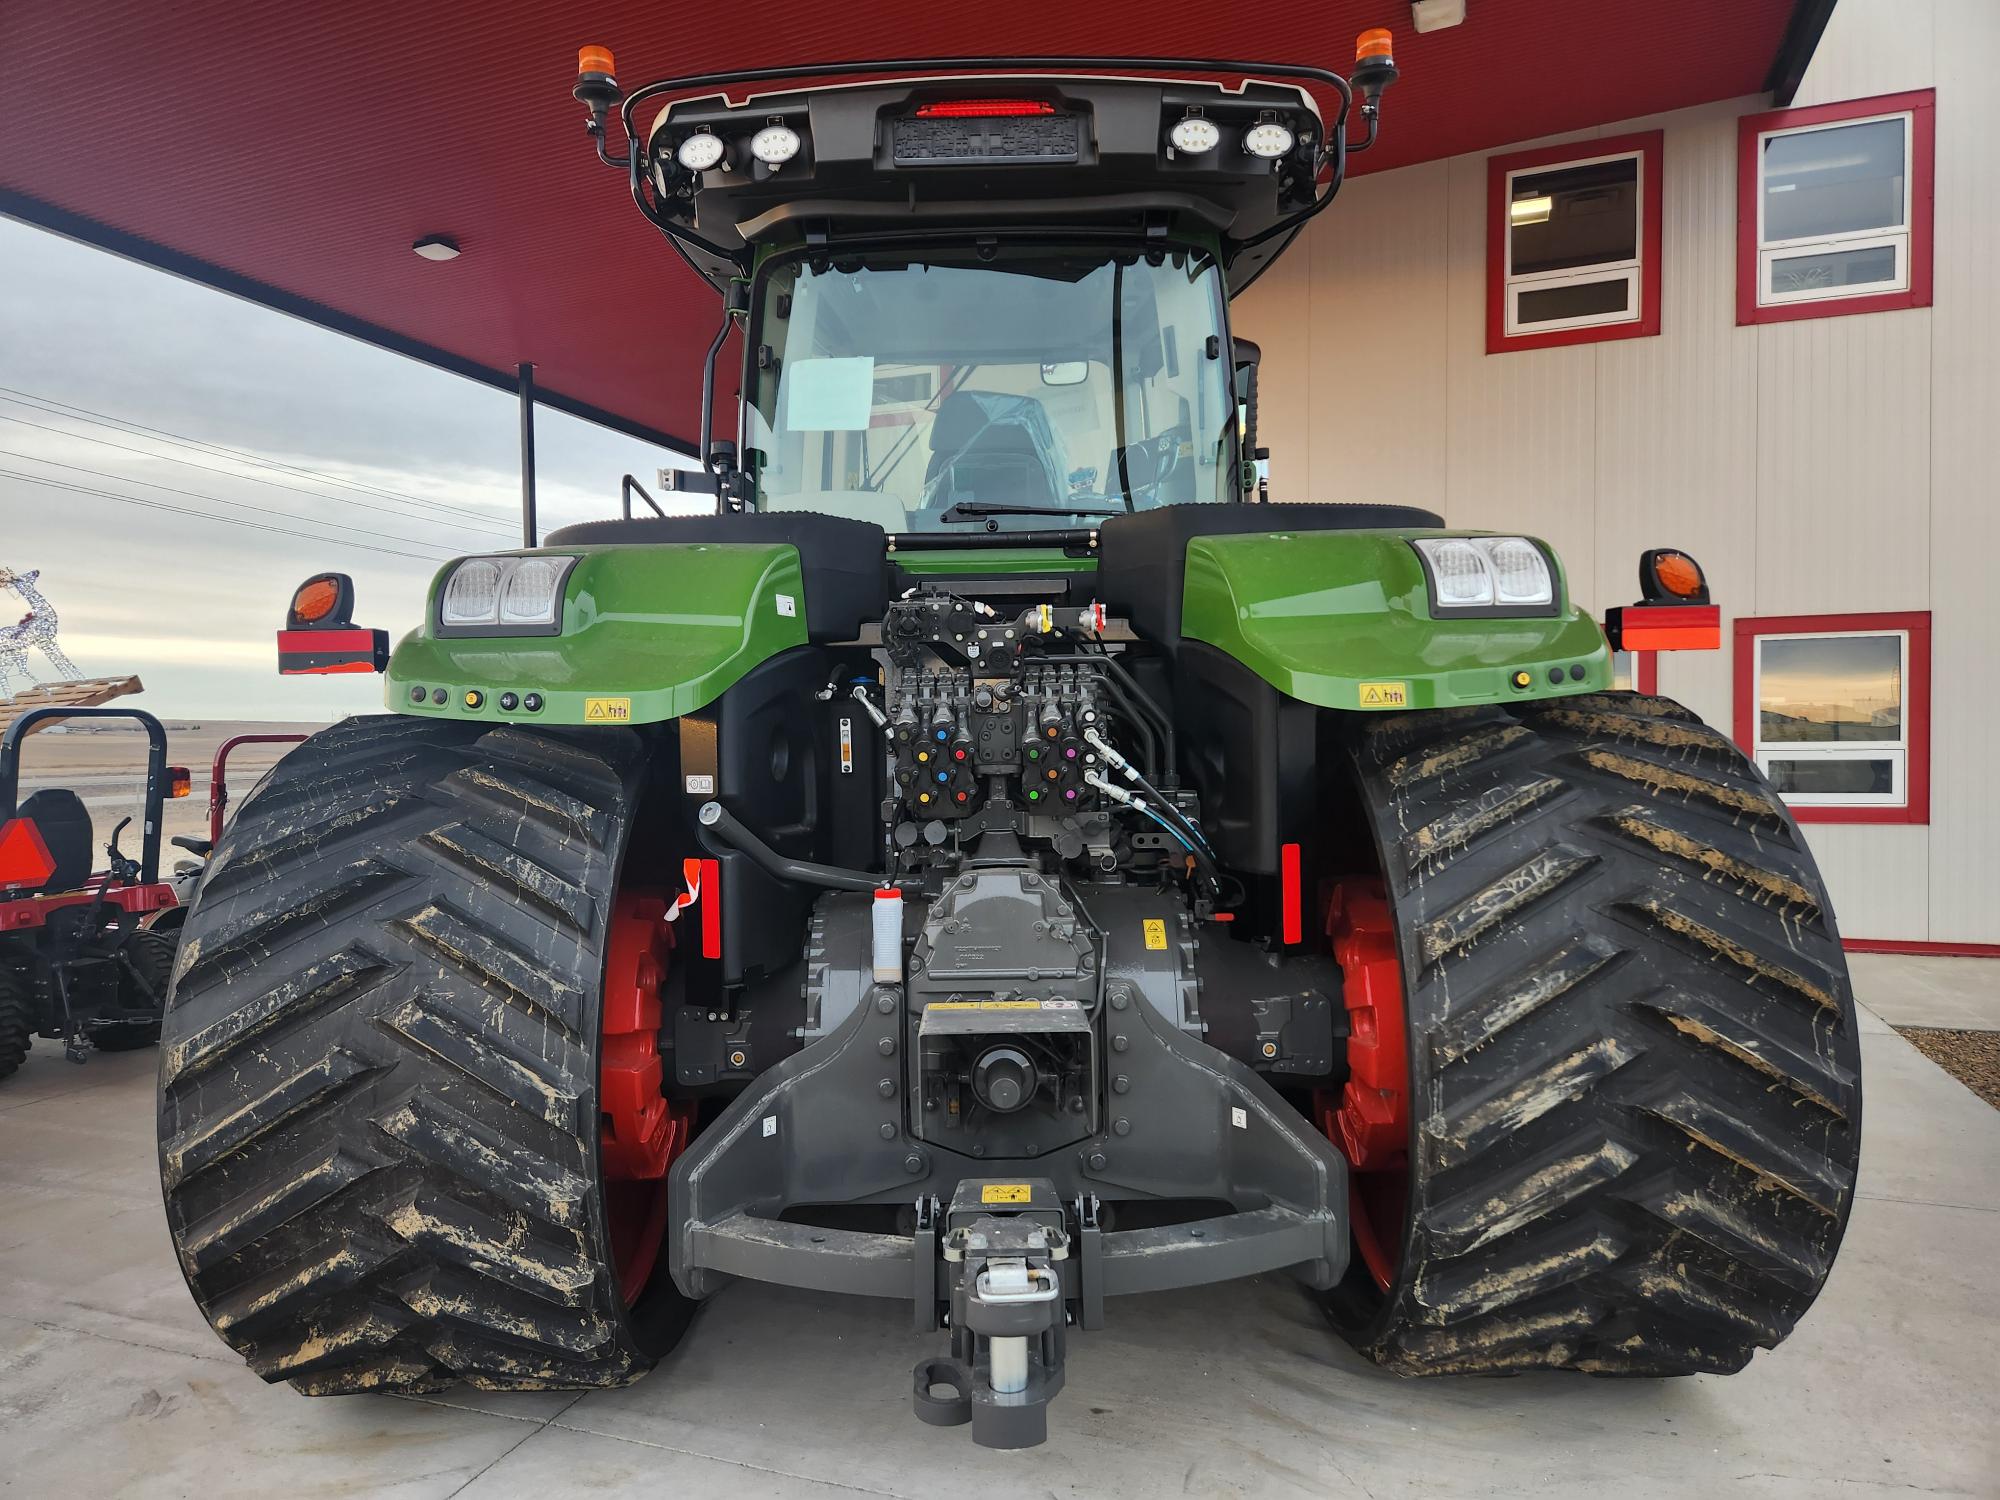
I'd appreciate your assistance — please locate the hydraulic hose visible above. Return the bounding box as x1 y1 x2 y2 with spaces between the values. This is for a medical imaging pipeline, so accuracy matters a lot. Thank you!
697 801 911 894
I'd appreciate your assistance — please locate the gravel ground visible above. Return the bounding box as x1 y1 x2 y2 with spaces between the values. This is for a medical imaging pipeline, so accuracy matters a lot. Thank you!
1896 1026 2000 1109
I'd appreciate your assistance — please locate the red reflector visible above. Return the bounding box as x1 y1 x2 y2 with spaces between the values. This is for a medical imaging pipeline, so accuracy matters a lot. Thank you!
0 818 57 892
700 858 722 961
915 99 1055 118
1608 604 1721 653
1281 842 1303 946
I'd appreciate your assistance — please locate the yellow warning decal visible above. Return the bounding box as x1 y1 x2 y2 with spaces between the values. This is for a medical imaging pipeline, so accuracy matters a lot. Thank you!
585 696 632 723
1357 682 1409 709
981 1184 1032 1204
1143 918 1168 951
927 1000 1045 1011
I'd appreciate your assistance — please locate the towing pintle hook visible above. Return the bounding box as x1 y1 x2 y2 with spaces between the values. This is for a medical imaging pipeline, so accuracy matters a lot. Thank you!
912 1180 1072 1450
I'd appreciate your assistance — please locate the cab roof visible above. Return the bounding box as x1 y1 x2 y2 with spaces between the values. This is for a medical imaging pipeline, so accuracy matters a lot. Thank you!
641 74 1331 291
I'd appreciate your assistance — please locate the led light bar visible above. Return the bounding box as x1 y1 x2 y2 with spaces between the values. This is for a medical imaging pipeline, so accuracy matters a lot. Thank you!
916 99 1054 118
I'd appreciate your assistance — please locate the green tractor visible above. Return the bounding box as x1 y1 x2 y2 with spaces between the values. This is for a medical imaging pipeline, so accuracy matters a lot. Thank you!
155 39 1859 1449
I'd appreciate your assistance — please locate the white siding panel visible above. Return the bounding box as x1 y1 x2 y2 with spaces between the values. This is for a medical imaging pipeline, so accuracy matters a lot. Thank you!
1232 212 1314 503
1303 163 1449 510
1753 309 1931 616
1791 0 1936 107
1803 824 1932 943
1443 154 1596 573
1594 104 1760 730
1923 0 2000 943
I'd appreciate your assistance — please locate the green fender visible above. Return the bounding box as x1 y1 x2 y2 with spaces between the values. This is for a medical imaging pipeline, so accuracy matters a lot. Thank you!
1180 530 1613 712
386 543 808 727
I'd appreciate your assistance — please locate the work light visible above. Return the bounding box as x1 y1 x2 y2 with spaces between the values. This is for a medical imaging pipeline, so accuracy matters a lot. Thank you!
1168 116 1220 155
1242 121 1296 159
750 123 802 164
676 131 725 171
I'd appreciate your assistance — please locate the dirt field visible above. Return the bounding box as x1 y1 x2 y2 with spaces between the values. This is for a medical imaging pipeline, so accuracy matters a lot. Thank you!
11 718 325 857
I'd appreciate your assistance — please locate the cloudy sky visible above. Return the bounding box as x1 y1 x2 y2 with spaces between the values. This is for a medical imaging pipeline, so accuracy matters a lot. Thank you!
0 216 698 720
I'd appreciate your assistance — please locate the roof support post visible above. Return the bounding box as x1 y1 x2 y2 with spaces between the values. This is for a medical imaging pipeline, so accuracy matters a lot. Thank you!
518 360 539 548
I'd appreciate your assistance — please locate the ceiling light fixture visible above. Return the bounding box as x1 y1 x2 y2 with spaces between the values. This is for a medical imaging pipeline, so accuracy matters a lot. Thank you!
1411 0 1467 32
412 235 461 262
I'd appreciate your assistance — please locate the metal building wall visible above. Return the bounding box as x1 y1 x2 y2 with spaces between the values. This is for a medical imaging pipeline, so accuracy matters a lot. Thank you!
1235 0 1997 945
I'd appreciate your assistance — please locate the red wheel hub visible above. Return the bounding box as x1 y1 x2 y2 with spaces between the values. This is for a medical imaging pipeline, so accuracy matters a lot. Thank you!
1315 877 1411 1292
600 888 697 1304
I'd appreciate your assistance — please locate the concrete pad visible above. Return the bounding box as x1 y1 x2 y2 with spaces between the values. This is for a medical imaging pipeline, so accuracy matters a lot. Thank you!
551 1189 2000 1499
1848 951 2000 1031
454 1420 897 1499
0 1316 543 1500
1 979 1996 1497
1853 1026 2000 1212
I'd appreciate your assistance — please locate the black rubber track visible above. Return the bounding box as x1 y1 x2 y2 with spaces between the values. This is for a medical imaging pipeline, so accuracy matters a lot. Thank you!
0 959 30 1078
1329 692 1861 1375
156 715 687 1394
92 927 176 1050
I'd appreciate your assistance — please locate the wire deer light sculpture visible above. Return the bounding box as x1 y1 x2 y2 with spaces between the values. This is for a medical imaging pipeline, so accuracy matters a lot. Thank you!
0 568 83 693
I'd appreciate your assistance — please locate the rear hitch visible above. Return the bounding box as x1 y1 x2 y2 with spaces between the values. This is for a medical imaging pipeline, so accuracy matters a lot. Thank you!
912 1179 1070 1449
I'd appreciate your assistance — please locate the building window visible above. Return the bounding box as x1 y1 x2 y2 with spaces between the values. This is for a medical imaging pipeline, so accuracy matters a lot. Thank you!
1737 91 1935 325
1732 612 1931 825
1487 131 1663 354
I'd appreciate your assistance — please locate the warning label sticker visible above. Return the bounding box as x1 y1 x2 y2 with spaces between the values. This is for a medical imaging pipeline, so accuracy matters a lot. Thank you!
981 1184 1032 1204
1142 918 1168 951
585 696 632 722
928 1000 1046 1012
1357 682 1409 709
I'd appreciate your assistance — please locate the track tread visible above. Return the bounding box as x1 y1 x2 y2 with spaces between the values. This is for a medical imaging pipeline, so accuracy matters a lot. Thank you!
158 715 670 1395
1332 693 1861 1377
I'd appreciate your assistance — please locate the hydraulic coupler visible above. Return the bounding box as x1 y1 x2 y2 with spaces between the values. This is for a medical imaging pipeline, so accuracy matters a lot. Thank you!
911 1179 1069 1449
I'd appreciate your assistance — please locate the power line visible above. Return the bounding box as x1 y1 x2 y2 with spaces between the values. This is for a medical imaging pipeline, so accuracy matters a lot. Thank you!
1 449 466 554
0 385 516 530
0 468 451 563
0 409 517 543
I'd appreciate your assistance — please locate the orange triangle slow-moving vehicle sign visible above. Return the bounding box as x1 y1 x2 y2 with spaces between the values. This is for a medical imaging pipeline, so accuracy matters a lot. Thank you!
0 817 57 893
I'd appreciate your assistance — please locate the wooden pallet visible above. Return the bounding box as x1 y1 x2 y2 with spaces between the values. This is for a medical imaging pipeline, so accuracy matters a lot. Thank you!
0 676 145 737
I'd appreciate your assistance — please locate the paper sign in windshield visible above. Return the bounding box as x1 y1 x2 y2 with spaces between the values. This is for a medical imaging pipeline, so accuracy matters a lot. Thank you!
784 356 875 431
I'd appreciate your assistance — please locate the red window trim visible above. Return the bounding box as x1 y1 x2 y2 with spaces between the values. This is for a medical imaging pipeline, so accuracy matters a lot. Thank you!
1487 130 1664 355
1736 89 1936 327
1731 611 1931 826
1844 938 2000 959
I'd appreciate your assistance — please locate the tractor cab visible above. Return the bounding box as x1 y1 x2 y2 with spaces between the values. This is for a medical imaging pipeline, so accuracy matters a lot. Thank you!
571 46 1399 532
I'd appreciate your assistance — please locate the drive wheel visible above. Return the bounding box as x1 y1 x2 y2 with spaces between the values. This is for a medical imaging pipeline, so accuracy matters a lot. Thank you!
0 958 31 1079
156 715 696 1394
1324 692 1861 1374
91 927 176 1050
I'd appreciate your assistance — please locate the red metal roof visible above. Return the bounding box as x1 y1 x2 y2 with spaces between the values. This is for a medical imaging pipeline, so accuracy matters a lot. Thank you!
0 2 1811 451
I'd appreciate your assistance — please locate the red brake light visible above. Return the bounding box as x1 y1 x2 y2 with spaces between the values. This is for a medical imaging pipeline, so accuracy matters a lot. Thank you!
0 818 56 892
914 99 1055 119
